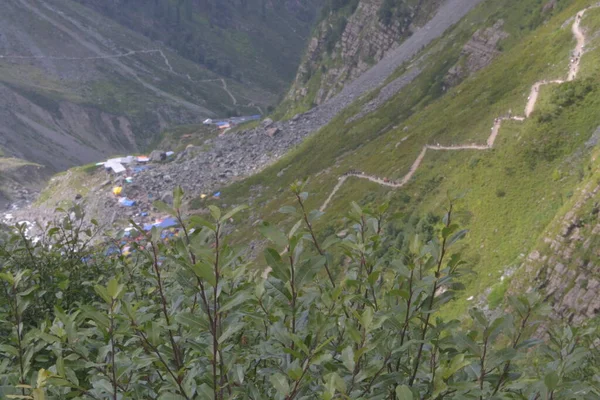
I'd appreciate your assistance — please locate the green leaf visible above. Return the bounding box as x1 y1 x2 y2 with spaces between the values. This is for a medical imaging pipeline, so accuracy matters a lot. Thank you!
341 346 355 372
188 216 216 232
448 229 468 247
270 373 290 396
208 205 221 221
264 248 289 281
220 292 251 313
220 205 248 223
93 285 112 304
308 209 324 223
395 385 413 400
442 354 471 379
106 278 123 300
196 383 214 400
219 323 243 344
153 200 175 217
0 344 19 356
409 235 421 254
173 186 184 210
544 371 559 391
0 272 14 285
175 312 209 331
360 306 374 330
279 206 298 215
259 224 288 248
191 262 216 286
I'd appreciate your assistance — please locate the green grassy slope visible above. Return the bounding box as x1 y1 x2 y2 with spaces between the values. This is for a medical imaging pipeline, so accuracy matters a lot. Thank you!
201 0 600 316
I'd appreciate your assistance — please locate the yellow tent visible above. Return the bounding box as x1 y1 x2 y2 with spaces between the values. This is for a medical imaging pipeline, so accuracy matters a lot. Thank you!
200 194 207 199
112 186 123 196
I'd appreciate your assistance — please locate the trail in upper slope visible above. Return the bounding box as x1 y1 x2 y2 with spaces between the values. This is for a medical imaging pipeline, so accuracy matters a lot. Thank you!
7 0 214 115
1 45 243 109
220 78 238 105
320 5 597 212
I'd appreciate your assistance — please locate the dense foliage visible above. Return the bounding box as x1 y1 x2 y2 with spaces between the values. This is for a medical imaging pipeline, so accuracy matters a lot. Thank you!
0 187 599 399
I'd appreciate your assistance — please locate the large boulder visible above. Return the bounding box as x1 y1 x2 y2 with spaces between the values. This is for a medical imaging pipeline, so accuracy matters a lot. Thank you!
149 150 166 163
261 118 274 128
266 127 280 138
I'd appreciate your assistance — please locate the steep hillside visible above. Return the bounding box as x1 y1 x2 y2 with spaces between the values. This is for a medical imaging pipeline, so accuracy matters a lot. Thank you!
12 0 600 323
73 0 322 95
0 0 318 171
201 0 600 318
283 0 445 114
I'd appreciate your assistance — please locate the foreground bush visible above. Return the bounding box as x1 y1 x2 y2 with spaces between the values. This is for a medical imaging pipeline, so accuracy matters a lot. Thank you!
0 187 598 399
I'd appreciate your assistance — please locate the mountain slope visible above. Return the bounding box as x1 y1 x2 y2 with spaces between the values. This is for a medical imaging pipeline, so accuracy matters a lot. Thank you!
0 0 319 171
203 0 600 317
73 0 322 95
283 0 445 114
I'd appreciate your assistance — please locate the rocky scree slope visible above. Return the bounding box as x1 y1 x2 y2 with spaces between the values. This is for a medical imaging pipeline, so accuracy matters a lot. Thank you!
0 0 293 171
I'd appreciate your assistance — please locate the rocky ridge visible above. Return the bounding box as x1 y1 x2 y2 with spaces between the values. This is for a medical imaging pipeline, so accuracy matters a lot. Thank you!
443 20 509 88
288 0 410 105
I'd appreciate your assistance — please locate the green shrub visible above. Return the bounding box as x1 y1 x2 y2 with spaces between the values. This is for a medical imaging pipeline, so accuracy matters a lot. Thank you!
0 187 598 399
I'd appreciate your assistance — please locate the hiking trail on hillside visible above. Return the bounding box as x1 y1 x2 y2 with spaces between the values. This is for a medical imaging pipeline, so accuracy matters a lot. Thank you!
6 0 214 115
320 6 597 212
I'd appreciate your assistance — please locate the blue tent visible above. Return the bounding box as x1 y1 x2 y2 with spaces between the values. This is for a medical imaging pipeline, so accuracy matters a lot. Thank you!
157 217 178 229
119 198 136 207
143 217 178 231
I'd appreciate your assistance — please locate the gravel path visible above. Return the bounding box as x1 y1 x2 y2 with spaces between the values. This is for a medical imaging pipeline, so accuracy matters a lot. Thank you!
320 5 597 211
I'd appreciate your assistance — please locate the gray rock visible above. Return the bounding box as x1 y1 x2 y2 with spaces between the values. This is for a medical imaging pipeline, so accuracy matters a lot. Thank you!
265 127 281 138
149 150 166 163
160 192 173 205
261 118 274 128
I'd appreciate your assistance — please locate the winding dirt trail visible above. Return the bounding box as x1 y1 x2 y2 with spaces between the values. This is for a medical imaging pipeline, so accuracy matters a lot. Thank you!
2 0 258 113
220 78 238 105
320 6 596 212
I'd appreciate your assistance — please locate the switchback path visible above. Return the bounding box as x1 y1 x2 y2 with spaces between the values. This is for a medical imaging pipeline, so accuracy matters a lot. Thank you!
320 5 598 211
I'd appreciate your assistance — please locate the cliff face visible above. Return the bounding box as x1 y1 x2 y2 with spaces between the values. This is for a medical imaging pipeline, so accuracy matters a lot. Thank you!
285 0 443 110
443 20 509 88
511 131 600 324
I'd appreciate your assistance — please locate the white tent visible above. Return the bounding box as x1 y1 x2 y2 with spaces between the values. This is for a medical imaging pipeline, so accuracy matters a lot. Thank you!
106 162 126 174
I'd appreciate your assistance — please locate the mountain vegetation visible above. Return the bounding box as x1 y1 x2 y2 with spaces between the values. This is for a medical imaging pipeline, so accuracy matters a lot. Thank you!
197 0 600 318
4 0 600 397
0 192 598 399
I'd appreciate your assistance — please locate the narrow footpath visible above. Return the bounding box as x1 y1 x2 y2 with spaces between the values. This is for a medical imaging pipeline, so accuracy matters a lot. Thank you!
320 5 597 211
